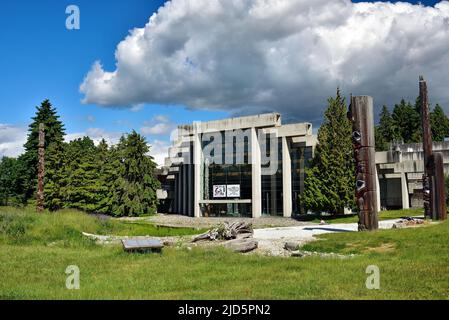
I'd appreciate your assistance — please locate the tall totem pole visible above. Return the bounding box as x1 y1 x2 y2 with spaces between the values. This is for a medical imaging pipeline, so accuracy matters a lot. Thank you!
37 123 45 213
420 76 447 221
348 96 379 231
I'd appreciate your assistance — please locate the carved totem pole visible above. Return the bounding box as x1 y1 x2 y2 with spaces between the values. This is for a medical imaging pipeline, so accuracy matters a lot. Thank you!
348 96 379 231
37 123 45 213
420 76 447 221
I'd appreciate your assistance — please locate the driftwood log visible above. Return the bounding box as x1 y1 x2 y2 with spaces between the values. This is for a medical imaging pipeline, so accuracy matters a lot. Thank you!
192 221 253 242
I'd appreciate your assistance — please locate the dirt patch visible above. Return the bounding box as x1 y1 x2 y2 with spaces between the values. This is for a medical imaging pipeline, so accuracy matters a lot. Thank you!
364 243 396 254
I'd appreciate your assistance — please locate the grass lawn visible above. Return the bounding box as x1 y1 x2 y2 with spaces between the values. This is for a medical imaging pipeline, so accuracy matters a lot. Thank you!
1 207 448 299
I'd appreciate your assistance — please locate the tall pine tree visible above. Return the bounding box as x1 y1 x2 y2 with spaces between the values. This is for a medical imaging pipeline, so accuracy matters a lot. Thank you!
111 131 160 217
94 139 119 214
21 100 65 203
375 105 398 151
392 99 420 143
301 89 355 215
44 142 66 211
63 137 101 212
430 104 449 141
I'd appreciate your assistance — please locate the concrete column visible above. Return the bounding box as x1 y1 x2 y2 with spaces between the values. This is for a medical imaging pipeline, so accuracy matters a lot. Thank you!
182 165 187 215
375 165 381 212
251 127 262 218
193 128 202 218
176 171 181 214
173 173 178 213
282 136 292 217
187 163 192 217
401 171 410 209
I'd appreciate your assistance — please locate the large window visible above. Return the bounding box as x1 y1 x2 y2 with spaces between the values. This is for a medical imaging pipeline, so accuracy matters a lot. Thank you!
201 130 252 217
261 136 283 216
291 144 313 215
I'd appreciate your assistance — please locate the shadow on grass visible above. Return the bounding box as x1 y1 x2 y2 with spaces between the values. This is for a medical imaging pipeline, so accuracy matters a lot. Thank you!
302 227 355 232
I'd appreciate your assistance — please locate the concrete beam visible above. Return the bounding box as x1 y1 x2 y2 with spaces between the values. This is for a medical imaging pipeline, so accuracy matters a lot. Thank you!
251 127 262 218
277 123 312 137
193 126 202 218
179 113 281 134
199 199 252 204
401 172 410 209
282 137 292 217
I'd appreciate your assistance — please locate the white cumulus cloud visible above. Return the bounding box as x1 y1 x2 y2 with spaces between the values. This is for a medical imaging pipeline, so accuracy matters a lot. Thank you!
140 114 175 135
0 124 27 158
65 128 123 146
80 0 449 123
149 139 171 167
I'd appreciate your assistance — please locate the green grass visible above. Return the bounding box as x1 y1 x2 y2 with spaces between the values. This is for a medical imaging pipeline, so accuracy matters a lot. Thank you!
0 207 448 299
0 207 205 246
306 208 424 224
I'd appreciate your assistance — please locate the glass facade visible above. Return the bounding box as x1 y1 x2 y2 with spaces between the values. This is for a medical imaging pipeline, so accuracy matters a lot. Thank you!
158 114 316 219
291 144 313 215
188 128 314 218
200 130 252 217
261 136 283 216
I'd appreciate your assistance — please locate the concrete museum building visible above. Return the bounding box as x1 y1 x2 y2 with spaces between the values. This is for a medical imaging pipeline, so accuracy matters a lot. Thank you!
157 113 449 218
157 113 316 218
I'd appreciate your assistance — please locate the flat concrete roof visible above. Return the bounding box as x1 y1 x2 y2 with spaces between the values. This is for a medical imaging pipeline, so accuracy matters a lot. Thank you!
178 112 282 134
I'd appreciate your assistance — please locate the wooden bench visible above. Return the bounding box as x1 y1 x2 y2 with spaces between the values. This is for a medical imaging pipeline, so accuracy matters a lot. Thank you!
121 239 164 253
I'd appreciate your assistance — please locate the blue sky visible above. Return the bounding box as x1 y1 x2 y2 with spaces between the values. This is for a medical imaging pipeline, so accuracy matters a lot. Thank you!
0 0 447 164
0 0 229 164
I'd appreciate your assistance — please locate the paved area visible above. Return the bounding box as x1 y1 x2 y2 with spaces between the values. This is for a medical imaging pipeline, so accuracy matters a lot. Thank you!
253 219 398 240
252 219 400 256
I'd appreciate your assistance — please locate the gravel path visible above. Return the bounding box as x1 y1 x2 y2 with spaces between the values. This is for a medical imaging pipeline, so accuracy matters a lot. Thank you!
252 219 401 256
123 214 313 229
253 219 399 240
112 215 404 257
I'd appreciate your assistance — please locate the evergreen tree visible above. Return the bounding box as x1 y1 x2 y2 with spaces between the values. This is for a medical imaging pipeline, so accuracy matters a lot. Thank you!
375 105 397 151
301 89 355 215
430 104 449 141
0 157 25 206
44 142 66 211
111 131 160 217
375 126 387 152
21 100 65 202
63 137 101 212
392 99 420 143
94 139 119 214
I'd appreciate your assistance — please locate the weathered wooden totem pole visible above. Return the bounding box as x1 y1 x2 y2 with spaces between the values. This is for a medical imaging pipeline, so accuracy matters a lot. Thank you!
420 76 447 221
348 96 379 231
37 123 45 213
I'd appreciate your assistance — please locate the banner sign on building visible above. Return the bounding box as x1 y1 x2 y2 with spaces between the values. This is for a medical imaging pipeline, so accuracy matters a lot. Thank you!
226 185 241 197
213 185 226 198
212 185 241 198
